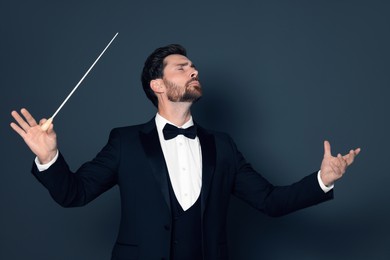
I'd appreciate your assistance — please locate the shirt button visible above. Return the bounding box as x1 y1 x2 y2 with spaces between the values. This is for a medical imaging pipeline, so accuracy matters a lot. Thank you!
182 167 186 171
164 224 170 230
184 193 188 197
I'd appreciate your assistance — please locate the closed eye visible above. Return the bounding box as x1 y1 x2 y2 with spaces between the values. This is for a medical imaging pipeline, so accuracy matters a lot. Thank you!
176 62 190 70
175 62 196 71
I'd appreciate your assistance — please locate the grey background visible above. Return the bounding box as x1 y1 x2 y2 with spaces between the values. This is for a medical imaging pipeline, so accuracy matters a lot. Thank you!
1 0 389 259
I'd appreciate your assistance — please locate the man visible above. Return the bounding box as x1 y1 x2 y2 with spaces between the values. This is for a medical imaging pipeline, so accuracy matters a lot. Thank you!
10 44 360 260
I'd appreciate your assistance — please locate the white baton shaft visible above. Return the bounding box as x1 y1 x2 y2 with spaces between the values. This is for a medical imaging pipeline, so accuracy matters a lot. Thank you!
41 32 119 131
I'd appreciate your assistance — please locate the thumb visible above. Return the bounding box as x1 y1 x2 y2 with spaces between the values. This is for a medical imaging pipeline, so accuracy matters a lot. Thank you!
324 140 332 157
40 117 53 131
47 122 55 134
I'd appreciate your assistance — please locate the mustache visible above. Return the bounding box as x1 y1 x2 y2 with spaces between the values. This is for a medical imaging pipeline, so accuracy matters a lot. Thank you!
186 77 199 85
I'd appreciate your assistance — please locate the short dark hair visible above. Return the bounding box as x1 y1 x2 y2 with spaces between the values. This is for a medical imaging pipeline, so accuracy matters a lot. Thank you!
141 44 187 107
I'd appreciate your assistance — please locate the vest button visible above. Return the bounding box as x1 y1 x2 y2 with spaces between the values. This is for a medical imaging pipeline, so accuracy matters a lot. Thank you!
164 224 170 230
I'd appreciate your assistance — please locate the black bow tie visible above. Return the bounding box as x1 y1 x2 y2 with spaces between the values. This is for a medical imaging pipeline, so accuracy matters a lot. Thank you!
163 123 197 140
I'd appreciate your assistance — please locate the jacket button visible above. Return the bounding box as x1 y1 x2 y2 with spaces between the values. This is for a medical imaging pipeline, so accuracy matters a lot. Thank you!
164 224 170 230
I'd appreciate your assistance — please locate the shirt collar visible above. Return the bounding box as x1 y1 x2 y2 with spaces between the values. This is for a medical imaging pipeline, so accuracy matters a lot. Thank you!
155 113 194 135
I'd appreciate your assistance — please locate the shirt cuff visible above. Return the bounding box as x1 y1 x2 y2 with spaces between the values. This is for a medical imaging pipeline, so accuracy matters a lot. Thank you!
35 150 59 172
317 170 334 193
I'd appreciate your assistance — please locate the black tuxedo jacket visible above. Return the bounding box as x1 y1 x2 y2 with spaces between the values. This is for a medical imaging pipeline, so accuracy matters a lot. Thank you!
32 118 333 260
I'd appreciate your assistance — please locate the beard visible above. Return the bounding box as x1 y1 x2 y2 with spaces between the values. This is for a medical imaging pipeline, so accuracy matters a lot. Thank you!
163 78 202 103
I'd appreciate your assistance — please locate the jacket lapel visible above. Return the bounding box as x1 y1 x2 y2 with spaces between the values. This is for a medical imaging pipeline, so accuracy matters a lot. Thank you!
196 124 216 216
139 119 171 213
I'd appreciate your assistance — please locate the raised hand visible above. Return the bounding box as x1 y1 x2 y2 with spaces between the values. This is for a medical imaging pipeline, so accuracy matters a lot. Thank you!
10 108 58 164
320 140 361 186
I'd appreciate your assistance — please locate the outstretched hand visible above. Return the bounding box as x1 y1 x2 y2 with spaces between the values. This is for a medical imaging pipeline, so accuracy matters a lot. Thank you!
320 140 361 186
10 108 58 164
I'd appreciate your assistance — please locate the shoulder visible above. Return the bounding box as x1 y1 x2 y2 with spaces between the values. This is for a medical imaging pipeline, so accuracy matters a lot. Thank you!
196 124 235 144
109 119 155 139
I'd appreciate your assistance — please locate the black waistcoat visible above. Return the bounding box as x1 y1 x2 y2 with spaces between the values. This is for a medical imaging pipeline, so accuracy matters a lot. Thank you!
167 176 203 260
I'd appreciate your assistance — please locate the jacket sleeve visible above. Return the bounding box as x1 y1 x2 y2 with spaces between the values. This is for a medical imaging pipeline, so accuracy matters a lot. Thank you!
230 137 333 217
31 129 121 207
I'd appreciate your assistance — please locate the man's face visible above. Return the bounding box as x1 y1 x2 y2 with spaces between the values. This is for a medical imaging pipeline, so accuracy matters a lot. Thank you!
161 54 202 103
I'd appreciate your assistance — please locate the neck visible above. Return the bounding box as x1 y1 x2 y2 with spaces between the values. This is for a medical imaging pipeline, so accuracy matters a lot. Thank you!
158 101 192 127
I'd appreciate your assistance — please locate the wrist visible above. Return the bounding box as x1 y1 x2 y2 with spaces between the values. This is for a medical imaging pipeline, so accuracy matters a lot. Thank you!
38 150 57 164
320 171 334 187
317 170 334 193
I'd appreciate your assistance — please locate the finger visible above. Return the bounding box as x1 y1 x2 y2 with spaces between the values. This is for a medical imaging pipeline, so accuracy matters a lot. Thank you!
338 153 346 163
336 154 343 167
38 118 54 132
11 110 30 131
324 140 332 157
343 150 355 166
47 122 55 134
39 118 48 125
354 148 361 156
343 148 361 166
337 154 348 172
20 108 38 127
10 122 27 138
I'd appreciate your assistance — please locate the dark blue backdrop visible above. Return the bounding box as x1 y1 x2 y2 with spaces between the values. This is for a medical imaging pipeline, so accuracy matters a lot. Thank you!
1 0 389 259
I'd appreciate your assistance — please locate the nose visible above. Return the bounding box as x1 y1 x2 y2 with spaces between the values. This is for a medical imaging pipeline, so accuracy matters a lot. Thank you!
190 68 198 79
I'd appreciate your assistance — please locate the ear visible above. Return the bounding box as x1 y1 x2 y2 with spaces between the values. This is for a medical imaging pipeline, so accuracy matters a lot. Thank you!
150 79 164 93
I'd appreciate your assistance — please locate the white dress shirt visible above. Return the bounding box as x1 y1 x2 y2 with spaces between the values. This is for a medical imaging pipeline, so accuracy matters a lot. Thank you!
155 113 202 211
